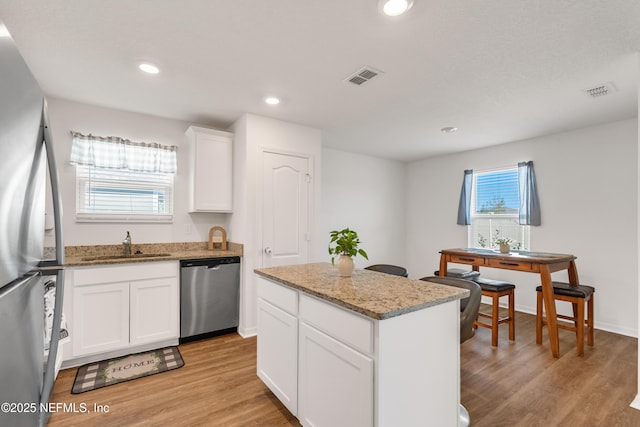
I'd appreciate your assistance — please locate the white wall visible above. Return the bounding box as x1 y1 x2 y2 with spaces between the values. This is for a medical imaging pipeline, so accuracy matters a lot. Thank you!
45 97 638 339
406 118 638 336
230 114 322 336
320 148 406 269
45 98 229 246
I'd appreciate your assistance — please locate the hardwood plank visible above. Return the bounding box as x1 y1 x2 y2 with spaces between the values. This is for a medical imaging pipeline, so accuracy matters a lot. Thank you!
48 310 640 426
462 309 640 427
48 334 300 427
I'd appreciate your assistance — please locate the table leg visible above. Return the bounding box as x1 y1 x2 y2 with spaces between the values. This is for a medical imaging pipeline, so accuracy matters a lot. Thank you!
540 265 560 358
438 255 447 276
568 260 579 285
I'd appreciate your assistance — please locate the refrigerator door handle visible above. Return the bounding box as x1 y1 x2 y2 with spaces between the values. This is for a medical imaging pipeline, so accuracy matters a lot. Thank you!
42 100 64 265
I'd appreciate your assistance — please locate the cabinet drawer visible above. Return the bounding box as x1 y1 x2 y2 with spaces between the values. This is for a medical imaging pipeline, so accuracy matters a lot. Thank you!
449 254 485 266
73 261 178 286
299 294 373 355
257 277 298 315
487 258 534 272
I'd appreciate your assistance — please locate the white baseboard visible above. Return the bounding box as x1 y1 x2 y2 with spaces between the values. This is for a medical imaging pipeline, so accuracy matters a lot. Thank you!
630 394 640 410
512 304 638 338
238 326 257 338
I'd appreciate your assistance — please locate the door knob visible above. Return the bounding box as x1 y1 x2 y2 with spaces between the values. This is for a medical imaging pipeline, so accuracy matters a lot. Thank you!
264 247 272 254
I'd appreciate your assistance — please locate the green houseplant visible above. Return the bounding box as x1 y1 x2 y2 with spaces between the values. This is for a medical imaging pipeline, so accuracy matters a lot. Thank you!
493 230 513 254
328 228 368 277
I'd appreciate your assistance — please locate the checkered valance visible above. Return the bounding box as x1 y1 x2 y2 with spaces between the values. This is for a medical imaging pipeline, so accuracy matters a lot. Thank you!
69 131 177 173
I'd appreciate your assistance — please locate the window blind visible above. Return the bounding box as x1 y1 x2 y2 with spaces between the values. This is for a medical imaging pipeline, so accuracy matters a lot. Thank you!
76 165 173 222
474 169 519 214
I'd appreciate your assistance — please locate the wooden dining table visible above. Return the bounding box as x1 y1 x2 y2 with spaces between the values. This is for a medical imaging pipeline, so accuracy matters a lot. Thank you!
439 248 579 358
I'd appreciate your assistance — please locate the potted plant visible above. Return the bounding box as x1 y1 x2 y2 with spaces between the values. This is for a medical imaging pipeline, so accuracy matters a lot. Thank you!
328 228 369 277
492 230 514 254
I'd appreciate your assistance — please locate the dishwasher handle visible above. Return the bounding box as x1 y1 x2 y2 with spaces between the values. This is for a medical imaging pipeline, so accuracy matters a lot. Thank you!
180 256 240 269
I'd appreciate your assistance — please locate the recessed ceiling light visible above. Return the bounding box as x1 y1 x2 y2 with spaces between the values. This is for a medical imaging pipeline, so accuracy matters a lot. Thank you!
138 63 160 74
378 0 414 17
264 97 280 105
441 127 458 134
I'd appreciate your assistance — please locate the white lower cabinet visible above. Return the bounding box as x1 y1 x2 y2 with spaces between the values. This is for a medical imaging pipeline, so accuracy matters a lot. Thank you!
71 262 179 358
257 277 374 427
130 277 179 346
73 281 130 356
257 299 298 415
257 275 460 427
298 322 373 427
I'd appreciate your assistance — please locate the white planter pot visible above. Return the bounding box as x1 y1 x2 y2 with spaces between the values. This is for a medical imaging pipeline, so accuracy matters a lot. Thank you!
336 255 355 277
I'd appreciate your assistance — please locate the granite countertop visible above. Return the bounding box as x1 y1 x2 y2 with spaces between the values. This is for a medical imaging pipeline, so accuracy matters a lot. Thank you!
62 241 243 267
254 263 468 320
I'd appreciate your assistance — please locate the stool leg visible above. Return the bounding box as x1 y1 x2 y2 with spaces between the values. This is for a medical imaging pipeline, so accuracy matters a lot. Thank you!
587 295 594 346
536 291 543 344
508 289 515 341
491 293 499 346
571 301 579 329
576 299 585 356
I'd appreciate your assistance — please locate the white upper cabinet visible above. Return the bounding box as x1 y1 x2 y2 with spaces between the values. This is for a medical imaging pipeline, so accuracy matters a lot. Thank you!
185 125 233 212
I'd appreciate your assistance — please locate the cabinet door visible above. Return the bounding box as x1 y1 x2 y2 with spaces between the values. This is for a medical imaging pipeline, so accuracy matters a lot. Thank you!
130 277 179 346
257 299 298 415
72 282 129 357
298 322 373 427
187 127 233 212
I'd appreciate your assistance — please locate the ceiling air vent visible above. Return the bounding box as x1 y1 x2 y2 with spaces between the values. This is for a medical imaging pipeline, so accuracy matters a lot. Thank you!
345 66 384 86
583 82 617 98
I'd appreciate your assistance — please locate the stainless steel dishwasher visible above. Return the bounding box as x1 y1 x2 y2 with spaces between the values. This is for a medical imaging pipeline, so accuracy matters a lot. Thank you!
180 256 240 343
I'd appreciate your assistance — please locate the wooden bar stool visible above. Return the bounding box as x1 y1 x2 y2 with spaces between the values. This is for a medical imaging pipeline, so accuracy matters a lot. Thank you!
536 281 595 356
472 278 516 346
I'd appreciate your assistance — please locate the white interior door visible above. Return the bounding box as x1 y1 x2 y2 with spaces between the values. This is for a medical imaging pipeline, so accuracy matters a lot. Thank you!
262 151 310 267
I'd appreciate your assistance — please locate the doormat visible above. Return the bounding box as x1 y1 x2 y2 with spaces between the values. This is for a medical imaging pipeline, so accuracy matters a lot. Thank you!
71 346 184 394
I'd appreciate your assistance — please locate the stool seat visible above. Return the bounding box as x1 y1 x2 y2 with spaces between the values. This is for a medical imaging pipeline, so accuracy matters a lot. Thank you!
473 277 516 293
535 282 594 299
434 268 480 280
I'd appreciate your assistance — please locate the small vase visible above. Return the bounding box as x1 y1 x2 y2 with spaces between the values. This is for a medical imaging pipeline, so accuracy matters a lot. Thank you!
499 244 510 254
336 255 355 277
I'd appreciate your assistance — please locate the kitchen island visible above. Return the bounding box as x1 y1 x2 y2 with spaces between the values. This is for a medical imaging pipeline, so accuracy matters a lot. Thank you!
254 263 469 427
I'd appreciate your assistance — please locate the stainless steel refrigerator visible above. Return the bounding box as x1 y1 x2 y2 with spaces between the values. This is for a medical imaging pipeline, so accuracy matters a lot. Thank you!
0 20 65 427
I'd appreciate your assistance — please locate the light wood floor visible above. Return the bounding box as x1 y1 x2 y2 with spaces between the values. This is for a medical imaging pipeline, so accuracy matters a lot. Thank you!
48 309 640 426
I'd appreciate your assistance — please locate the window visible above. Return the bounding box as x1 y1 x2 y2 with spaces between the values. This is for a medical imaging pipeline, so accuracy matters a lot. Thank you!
468 167 530 250
70 132 177 222
76 166 173 222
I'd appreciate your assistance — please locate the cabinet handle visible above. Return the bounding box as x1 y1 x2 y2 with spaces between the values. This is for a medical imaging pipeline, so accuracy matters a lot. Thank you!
459 257 476 262
499 261 520 267
264 247 272 255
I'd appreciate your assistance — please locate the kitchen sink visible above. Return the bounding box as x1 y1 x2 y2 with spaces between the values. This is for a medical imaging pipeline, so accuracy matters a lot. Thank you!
81 253 172 261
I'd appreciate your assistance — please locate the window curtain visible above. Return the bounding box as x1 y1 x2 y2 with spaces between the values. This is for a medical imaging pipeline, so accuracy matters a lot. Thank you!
457 169 473 225
69 131 177 173
517 161 541 226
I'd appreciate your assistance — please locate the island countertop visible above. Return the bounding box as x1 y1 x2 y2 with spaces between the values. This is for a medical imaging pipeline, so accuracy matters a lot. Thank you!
254 262 468 320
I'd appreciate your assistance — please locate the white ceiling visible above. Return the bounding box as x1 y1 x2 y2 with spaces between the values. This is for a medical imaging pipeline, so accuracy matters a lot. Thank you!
1 0 639 161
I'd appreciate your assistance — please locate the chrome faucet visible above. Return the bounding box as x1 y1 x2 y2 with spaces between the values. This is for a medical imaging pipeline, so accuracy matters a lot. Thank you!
123 231 132 257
